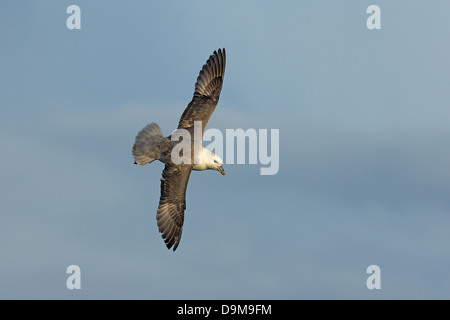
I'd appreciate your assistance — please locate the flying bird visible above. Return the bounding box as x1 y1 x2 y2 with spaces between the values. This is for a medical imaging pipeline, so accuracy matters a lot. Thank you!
132 48 226 251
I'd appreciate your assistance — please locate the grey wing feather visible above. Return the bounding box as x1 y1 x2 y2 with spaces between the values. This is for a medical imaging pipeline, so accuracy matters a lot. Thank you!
156 164 192 251
178 48 226 133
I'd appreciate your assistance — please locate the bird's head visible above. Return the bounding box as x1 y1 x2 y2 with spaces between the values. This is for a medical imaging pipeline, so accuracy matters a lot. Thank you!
204 149 225 175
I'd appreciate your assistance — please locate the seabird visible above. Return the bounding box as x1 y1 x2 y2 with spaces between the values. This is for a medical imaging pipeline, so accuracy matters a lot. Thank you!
132 48 226 251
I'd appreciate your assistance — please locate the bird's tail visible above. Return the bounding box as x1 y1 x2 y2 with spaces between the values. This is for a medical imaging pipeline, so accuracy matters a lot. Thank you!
132 122 166 165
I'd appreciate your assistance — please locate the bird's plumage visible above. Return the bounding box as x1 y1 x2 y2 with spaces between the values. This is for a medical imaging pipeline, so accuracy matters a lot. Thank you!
132 122 170 166
178 48 226 134
156 164 192 251
132 48 226 251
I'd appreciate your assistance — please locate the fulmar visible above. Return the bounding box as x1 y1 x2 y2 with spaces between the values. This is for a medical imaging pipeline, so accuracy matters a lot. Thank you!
132 48 226 251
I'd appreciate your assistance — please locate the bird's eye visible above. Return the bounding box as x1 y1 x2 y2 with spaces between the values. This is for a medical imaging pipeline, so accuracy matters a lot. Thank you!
213 160 218 164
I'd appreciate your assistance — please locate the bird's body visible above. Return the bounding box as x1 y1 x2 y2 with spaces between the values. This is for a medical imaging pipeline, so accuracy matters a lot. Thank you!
132 49 226 251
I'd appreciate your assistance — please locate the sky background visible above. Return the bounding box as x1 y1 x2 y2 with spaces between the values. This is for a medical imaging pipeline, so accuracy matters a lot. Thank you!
1 0 449 299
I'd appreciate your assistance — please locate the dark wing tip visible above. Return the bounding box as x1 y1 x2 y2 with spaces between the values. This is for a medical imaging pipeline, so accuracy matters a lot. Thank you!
157 203 184 251
194 48 226 98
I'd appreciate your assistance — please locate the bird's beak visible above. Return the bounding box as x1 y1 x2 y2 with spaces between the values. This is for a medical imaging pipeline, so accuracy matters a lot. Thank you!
217 165 226 175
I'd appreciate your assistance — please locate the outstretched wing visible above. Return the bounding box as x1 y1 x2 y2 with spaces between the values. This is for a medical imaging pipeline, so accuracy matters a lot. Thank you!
178 48 226 134
156 164 192 251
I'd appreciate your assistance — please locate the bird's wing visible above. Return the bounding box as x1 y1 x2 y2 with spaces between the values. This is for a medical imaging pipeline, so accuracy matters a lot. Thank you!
178 48 226 134
156 164 193 251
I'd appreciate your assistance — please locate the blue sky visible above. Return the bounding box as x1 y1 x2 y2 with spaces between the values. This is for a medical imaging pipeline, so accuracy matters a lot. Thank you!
1 0 450 299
